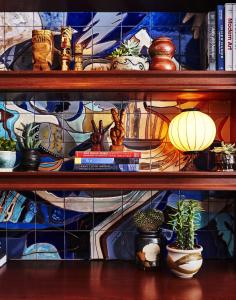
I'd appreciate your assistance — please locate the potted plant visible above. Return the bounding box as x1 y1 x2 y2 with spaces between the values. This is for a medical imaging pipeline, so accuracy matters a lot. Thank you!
211 141 236 171
133 208 164 270
15 123 41 171
167 199 203 279
0 137 16 171
109 39 149 70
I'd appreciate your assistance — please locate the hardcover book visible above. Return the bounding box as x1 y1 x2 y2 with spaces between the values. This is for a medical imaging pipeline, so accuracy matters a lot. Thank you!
74 164 139 172
74 157 139 164
217 5 225 70
75 151 141 158
207 11 216 70
225 3 233 70
233 3 236 70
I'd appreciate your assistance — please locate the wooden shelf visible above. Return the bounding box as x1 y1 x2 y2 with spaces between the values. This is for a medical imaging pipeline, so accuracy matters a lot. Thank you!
1 70 236 101
1 171 236 191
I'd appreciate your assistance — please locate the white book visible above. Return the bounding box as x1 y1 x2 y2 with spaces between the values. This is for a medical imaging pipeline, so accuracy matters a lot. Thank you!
225 3 233 70
233 4 236 70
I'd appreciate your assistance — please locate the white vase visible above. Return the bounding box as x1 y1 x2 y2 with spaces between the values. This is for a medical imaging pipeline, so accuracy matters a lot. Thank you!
0 151 16 172
111 56 149 70
166 245 203 279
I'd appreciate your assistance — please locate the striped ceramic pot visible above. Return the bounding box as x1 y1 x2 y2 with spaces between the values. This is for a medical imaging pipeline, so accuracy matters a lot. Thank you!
166 245 203 279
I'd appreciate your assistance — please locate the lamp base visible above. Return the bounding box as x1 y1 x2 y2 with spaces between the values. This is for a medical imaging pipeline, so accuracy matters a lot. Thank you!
182 153 198 171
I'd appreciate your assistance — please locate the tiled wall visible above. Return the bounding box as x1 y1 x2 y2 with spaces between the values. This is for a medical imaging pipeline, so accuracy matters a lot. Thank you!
0 12 234 260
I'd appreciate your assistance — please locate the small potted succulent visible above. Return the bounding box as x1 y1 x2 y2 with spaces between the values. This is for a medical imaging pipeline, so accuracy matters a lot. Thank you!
0 137 16 171
167 199 203 279
211 141 236 171
15 123 41 171
133 208 164 270
109 39 149 70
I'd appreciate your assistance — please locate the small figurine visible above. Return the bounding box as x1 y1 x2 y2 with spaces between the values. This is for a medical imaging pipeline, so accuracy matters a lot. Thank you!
32 30 54 71
90 120 111 151
61 27 72 71
149 37 176 71
110 108 125 151
74 43 83 71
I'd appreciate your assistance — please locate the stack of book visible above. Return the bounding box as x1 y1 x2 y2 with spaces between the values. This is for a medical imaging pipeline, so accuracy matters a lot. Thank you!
207 3 236 70
74 151 141 172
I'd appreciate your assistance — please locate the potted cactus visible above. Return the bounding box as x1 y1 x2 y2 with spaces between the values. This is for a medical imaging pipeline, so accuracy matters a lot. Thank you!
211 141 236 171
133 208 164 270
109 39 149 70
0 137 16 171
15 123 41 171
167 199 203 279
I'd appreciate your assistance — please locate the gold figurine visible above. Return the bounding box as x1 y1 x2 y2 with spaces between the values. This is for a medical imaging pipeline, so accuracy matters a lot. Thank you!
74 43 83 71
61 27 72 71
32 30 54 71
110 108 125 151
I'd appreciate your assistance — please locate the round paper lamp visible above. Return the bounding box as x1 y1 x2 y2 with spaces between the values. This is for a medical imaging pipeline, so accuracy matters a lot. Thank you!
168 109 216 152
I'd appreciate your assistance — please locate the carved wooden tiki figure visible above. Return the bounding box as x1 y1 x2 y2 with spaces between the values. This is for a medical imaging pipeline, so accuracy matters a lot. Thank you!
32 30 54 71
74 43 83 71
61 27 72 71
110 108 126 151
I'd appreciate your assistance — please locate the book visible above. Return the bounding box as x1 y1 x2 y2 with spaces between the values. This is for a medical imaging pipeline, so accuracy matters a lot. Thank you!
75 151 141 158
207 11 216 70
74 157 139 164
74 164 139 172
217 5 225 70
225 3 233 70
233 3 236 70
0 250 6 267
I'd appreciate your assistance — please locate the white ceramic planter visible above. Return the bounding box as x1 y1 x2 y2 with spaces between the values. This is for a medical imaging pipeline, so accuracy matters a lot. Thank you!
166 245 203 279
0 151 16 172
111 56 149 70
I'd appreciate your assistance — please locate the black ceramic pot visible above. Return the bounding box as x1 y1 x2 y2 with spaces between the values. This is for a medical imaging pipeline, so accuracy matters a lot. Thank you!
135 229 161 270
15 150 40 172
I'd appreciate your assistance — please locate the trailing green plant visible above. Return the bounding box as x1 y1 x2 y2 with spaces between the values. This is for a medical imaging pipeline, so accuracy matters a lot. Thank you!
211 141 236 155
168 199 203 250
133 208 164 232
16 123 41 150
110 40 141 58
0 137 16 151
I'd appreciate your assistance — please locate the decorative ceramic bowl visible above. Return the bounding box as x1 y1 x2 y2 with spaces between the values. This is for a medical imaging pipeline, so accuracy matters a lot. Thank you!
0 151 16 172
111 56 149 70
166 245 203 279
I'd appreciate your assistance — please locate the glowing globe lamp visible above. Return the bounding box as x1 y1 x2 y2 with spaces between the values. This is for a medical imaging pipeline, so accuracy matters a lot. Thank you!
168 108 216 153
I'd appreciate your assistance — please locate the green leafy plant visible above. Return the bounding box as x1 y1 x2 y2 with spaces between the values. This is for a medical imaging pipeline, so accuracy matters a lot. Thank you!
168 199 203 250
110 40 141 58
16 123 41 150
211 141 236 155
0 137 16 151
133 209 164 232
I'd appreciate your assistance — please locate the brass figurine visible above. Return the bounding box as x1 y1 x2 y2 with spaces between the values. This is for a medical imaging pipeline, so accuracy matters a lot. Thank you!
90 120 111 151
74 43 83 71
110 108 125 151
32 30 54 71
61 27 72 71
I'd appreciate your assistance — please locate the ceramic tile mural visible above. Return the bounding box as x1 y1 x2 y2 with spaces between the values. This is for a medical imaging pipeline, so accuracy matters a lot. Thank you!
0 12 234 260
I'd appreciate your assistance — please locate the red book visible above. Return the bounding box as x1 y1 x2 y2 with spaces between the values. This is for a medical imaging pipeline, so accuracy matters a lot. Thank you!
75 151 141 158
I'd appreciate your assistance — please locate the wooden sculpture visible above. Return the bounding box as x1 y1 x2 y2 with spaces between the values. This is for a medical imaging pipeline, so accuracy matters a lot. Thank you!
110 108 125 151
61 27 72 71
32 30 54 71
90 120 111 151
74 43 83 71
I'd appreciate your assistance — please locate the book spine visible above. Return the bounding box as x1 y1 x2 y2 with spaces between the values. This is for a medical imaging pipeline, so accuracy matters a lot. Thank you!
75 151 141 158
217 5 225 70
74 157 139 164
207 11 216 70
233 4 236 70
73 164 139 172
225 3 233 71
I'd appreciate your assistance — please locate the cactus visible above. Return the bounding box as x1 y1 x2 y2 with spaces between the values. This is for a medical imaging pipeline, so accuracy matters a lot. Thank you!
17 123 41 150
133 209 164 232
211 141 236 155
110 40 141 58
0 137 16 151
168 199 203 250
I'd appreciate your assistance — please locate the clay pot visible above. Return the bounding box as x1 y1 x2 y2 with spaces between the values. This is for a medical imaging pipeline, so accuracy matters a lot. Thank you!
15 150 40 172
111 56 149 71
0 151 16 172
149 37 176 71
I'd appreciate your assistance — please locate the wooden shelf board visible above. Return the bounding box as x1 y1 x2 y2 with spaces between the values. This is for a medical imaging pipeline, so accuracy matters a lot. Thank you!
1 171 236 190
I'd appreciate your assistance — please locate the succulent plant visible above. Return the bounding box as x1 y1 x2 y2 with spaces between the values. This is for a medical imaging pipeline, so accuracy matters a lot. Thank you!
0 137 16 151
168 199 203 250
133 209 164 232
110 40 141 58
211 141 236 155
17 123 41 150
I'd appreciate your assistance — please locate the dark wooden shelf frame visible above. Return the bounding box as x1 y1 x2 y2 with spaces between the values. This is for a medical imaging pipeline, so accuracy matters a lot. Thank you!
1 171 236 191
